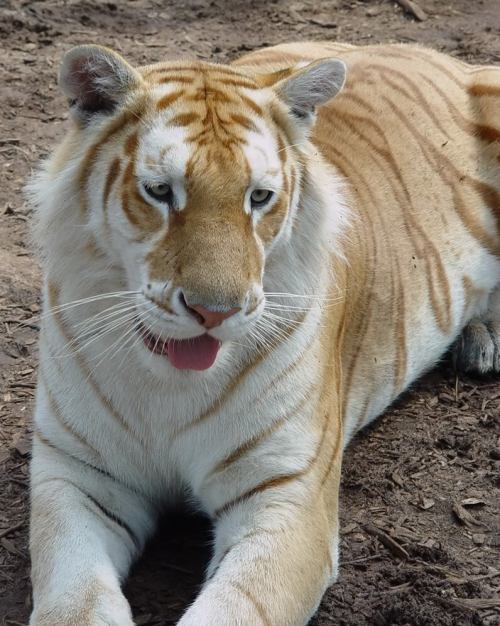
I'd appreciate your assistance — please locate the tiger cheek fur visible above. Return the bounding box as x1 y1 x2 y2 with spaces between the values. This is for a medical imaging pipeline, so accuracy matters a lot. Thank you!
27 41 499 626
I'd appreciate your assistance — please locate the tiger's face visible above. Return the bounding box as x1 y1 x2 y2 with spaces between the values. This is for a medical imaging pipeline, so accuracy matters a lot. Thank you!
59 46 345 371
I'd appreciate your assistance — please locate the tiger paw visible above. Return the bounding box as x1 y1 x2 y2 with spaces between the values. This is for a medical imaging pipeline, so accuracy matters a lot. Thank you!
30 587 135 626
453 319 500 375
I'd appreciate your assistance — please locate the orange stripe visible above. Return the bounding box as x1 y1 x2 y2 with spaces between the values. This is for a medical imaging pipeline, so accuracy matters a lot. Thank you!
38 367 100 457
125 131 139 157
319 410 343 488
229 581 271 626
215 403 332 518
384 97 500 255
216 77 258 89
210 393 311 477
315 141 380 398
122 189 139 227
372 69 451 140
169 111 201 126
418 74 500 144
375 48 466 88
468 84 500 97
121 161 163 235
144 66 197 78
78 108 141 213
239 94 264 116
215 471 303 518
146 64 249 79
34 429 117 481
156 90 184 110
103 158 121 209
158 75 194 85
34 475 140 550
324 96 454 331
230 113 258 132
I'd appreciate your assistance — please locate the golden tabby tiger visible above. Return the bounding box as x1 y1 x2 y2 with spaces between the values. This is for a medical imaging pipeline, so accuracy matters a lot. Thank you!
28 40 500 625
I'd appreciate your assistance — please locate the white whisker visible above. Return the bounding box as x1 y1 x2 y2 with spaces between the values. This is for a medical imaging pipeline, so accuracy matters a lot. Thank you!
71 303 140 337
23 290 139 326
88 305 157 372
71 300 139 330
55 310 139 358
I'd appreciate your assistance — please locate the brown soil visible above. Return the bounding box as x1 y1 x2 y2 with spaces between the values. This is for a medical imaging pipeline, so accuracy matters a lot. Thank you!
0 1 499 625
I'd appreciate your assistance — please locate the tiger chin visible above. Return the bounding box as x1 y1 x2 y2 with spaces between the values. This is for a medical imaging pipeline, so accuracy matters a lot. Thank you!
27 40 499 626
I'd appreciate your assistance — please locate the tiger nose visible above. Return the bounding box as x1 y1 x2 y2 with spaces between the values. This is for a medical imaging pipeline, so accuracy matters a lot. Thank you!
187 302 241 329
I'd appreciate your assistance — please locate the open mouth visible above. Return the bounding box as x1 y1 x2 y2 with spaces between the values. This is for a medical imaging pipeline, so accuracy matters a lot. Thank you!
139 324 221 371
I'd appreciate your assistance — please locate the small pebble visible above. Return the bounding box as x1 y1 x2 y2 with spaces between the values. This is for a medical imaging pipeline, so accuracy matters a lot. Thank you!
489 447 500 460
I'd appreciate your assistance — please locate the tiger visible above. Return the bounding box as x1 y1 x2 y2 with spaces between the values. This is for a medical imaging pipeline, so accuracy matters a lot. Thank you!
27 39 500 626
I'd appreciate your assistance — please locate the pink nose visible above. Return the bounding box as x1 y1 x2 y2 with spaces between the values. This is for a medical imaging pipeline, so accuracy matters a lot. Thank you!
190 305 240 329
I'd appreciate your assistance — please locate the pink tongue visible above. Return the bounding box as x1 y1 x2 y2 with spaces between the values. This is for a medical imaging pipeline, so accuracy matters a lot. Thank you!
167 334 221 371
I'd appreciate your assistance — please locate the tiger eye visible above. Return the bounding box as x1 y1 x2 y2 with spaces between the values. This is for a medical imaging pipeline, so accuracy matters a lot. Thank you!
250 189 274 208
144 182 173 205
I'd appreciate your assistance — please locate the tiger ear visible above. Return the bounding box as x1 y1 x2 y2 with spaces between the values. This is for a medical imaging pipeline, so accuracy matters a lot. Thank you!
59 45 141 122
273 58 346 123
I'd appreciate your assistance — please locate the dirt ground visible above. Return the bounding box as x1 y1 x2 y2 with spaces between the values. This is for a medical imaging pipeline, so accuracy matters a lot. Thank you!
0 0 499 624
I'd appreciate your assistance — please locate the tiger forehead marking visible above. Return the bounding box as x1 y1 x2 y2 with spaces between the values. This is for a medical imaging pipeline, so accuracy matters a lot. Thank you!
136 62 282 211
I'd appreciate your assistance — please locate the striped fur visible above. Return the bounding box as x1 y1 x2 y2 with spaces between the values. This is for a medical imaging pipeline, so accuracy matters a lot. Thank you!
28 42 500 626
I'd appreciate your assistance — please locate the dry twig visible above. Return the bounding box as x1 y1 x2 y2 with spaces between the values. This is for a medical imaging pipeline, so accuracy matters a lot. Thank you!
395 0 427 21
364 524 409 559
0 520 25 540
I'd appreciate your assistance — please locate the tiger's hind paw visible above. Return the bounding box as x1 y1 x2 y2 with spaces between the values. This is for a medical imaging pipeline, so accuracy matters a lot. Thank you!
453 319 500 375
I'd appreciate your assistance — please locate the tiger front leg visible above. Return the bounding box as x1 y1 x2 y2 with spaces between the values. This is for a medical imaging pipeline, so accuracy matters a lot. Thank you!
29 435 156 626
179 464 342 625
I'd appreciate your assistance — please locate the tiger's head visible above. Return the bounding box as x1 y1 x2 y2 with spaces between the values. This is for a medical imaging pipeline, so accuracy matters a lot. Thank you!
42 45 346 372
